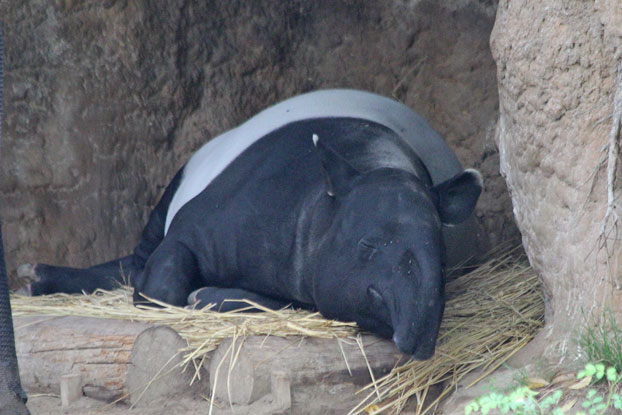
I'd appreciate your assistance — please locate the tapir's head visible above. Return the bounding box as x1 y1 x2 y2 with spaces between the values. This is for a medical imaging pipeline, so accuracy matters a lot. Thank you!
311 135 482 360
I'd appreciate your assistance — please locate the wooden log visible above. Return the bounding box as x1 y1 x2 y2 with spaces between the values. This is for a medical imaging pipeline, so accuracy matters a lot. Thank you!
209 334 405 406
14 316 209 404
15 314 403 411
14 315 152 401
125 326 209 407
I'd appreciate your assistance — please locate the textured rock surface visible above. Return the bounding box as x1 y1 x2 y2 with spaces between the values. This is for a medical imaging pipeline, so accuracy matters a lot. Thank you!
0 0 508 287
491 0 622 361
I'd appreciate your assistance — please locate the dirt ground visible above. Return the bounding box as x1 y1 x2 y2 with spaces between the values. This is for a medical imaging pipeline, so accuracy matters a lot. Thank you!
27 395 210 415
27 394 300 415
25 381 403 415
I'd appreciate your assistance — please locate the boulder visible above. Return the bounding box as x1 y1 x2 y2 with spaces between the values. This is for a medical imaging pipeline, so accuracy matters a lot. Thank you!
491 0 622 361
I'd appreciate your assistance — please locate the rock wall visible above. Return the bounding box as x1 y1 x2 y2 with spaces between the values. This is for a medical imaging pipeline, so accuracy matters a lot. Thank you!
491 0 622 360
0 0 508 287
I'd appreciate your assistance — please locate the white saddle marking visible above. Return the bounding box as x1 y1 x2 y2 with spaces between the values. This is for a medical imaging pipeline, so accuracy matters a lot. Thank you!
165 89 461 234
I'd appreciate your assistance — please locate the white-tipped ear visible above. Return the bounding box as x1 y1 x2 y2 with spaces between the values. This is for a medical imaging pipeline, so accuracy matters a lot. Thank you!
431 169 483 225
312 133 360 197
464 168 483 188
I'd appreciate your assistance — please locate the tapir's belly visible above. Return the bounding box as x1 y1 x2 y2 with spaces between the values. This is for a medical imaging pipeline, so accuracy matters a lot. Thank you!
165 89 463 234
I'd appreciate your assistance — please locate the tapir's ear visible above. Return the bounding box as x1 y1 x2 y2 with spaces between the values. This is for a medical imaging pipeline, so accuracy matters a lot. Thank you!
431 169 483 225
312 134 359 197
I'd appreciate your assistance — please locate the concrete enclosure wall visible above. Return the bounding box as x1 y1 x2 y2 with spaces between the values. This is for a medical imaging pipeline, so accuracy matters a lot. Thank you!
0 0 511 287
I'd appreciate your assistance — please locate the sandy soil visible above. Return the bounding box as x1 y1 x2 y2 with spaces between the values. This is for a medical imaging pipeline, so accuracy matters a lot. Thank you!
27 394 216 415
27 394 299 415
25 382 382 415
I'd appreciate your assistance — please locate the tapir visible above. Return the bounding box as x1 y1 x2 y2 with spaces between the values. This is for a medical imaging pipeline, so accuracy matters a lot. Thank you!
19 89 484 360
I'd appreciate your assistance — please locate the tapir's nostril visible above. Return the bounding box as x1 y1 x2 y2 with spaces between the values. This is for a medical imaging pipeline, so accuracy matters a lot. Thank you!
392 333 414 355
393 332 435 360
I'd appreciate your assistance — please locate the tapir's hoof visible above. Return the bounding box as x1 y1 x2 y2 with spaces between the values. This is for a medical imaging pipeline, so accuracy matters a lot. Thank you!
15 264 37 296
17 263 38 280
187 288 204 306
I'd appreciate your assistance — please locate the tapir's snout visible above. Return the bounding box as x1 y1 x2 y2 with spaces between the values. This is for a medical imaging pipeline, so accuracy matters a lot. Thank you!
390 281 444 360
392 331 436 360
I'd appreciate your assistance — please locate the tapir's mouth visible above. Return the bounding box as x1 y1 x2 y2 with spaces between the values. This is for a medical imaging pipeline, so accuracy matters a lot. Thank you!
392 333 436 360
410 346 435 361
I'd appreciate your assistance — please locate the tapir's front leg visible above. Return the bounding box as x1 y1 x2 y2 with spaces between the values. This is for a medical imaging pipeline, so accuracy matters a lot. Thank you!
187 287 294 312
132 238 203 307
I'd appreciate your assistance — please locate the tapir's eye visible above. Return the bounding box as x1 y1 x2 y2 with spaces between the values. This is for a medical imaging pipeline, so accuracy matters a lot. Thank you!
358 239 378 261
366 285 391 323
367 285 385 307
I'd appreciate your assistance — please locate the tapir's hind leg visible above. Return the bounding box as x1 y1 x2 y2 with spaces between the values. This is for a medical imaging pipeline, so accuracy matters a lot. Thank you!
132 167 185 269
19 256 135 295
188 287 300 312
18 168 185 296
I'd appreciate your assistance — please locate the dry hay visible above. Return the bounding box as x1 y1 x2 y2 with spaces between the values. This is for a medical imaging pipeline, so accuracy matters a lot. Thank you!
11 246 544 414
350 246 544 414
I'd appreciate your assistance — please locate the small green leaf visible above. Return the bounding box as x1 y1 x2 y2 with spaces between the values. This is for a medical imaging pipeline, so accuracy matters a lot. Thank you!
595 363 605 380
606 366 618 382
541 391 563 409
585 364 597 377
465 401 479 415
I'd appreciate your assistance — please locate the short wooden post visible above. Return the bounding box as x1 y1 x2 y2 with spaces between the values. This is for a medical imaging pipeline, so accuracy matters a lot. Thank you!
270 370 291 412
60 373 82 407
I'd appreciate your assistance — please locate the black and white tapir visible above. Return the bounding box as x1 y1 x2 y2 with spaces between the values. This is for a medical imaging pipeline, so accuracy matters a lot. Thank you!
19 89 483 360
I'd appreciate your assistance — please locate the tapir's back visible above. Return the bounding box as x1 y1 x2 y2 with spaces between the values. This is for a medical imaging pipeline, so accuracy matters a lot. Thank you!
165 90 463 231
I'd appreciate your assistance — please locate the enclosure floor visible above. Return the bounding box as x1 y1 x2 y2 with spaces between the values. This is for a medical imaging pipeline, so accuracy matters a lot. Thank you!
27 394 207 415
27 394 302 415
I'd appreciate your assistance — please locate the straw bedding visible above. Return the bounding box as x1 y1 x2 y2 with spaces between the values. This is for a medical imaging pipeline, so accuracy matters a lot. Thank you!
11 246 544 414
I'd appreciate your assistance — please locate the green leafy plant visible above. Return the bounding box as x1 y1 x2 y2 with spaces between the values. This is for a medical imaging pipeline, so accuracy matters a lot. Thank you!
576 363 622 415
579 309 622 372
463 364 622 415
465 310 622 415
464 386 563 415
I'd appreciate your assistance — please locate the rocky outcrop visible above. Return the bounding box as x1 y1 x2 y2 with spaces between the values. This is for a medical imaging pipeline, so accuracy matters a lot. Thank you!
491 0 622 360
0 0 506 287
